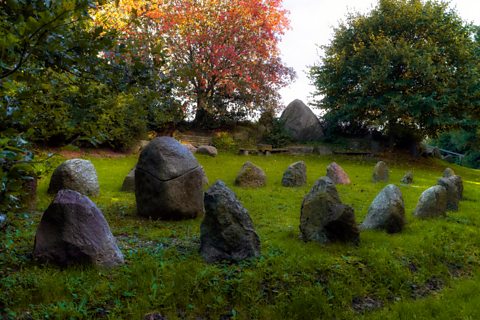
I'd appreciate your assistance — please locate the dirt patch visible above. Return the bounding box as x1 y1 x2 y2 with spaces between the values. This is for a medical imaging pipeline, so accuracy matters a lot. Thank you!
410 277 444 299
43 147 132 159
352 296 383 313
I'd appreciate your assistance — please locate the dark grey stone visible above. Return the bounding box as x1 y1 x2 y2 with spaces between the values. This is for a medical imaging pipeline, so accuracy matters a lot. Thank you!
121 167 135 192
300 177 359 244
135 137 204 220
200 181 260 263
282 161 307 187
33 189 124 267
48 159 99 196
437 177 460 211
401 171 414 184
360 184 405 233
413 185 447 219
280 99 323 141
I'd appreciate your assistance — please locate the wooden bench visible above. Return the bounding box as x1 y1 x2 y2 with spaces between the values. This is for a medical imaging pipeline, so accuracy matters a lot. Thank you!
176 134 213 147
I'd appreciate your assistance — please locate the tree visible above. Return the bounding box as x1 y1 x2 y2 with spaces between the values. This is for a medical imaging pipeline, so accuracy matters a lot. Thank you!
104 0 294 126
309 0 480 145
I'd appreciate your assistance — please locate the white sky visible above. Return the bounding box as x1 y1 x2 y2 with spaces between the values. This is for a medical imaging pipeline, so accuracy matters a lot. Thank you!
278 0 480 108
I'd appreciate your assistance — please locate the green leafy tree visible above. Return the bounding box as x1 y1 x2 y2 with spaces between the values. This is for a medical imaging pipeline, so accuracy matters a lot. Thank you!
310 0 480 146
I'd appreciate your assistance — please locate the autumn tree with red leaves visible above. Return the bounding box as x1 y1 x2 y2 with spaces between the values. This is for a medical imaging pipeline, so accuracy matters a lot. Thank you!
100 0 294 125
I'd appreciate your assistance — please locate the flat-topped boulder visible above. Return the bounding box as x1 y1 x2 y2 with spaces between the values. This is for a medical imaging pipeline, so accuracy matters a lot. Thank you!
234 162 266 188
360 184 405 233
300 177 359 244
282 161 307 187
326 162 351 184
48 159 99 196
135 137 204 220
280 99 323 141
413 185 447 219
200 181 260 263
372 161 389 182
33 189 124 267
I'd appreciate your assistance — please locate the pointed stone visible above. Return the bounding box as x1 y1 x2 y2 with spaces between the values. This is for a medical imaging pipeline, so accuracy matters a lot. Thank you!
200 181 260 263
326 162 351 184
372 161 389 182
282 161 307 187
234 161 266 188
360 184 405 233
33 189 124 267
48 159 99 196
413 185 447 219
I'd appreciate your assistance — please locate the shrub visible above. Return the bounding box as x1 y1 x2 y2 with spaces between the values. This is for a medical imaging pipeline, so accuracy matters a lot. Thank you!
262 118 292 148
212 131 237 151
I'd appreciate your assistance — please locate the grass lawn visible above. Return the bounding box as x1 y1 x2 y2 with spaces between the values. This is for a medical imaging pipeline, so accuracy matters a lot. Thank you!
1 151 480 319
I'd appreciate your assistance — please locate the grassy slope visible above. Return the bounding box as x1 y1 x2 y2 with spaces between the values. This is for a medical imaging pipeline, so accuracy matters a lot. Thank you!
1 152 480 319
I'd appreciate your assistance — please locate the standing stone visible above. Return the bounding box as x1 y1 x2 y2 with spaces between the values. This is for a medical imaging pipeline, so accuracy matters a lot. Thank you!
121 167 135 192
372 161 389 182
200 181 260 263
48 159 100 196
326 162 351 184
197 145 218 157
135 137 204 220
437 177 459 211
300 177 359 244
282 161 307 187
33 189 124 267
360 184 405 233
443 168 455 178
234 162 266 188
413 185 447 219
280 99 323 141
400 171 414 184
449 175 463 200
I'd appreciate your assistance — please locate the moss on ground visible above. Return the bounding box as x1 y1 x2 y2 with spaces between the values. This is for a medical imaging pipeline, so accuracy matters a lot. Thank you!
1 152 479 319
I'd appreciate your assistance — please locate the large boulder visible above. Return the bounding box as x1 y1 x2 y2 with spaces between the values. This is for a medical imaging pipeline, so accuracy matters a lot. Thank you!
437 177 459 211
300 177 359 244
200 181 260 263
234 162 266 188
135 137 204 220
413 185 447 219
326 162 351 185
282 161 307 187
196 145 218 157
121 167 135 192
33 189 124 267
372 161 389 182
48 159 99 196
360 184 405 233
280 99 323 141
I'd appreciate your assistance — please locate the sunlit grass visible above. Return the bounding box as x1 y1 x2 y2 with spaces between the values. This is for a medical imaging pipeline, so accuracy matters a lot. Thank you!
1 151 479 319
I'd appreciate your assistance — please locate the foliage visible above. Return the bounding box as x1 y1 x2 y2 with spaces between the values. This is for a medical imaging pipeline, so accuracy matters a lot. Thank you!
212 131 237 152
431 129 480 168
310 0 480 144
101 0 295 126
261 118 292 148
2 152 480 318
0 0 181 150
0 135 37 214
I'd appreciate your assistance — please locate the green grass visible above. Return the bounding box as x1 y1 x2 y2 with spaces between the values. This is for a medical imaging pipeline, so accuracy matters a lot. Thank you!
1 152 480 319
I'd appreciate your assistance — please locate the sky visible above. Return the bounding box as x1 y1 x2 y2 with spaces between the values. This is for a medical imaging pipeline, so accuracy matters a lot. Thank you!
278 0 480 108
